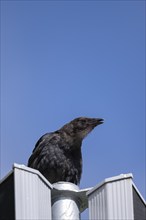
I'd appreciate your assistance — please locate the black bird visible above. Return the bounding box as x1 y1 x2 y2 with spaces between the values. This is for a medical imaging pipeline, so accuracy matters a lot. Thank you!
28 117 104 185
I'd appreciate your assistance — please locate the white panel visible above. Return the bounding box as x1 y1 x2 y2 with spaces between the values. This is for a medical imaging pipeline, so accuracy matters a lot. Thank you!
14 164 52 220
87 174 135 220
88 185 107 220
106 178 134 219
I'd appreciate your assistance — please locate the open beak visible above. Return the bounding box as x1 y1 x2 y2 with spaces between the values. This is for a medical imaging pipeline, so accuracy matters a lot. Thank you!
91 118 104 126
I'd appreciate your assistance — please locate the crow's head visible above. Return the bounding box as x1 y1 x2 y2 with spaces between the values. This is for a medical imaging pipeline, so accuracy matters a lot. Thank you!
61 117 104 140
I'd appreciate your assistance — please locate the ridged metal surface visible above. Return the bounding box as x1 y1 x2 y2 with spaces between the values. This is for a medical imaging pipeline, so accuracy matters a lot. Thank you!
88 184 106 220
87 174 134 220
1 165 145 220
14 164 52 220
106 178 134 219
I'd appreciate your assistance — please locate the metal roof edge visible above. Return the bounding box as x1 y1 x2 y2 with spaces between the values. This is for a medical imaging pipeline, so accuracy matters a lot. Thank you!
86 173 133 196
0 170 14 184
132 182 146 205
13 163 53 189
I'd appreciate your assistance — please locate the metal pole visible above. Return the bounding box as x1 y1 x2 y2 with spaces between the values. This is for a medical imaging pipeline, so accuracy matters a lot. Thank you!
51 182 90 220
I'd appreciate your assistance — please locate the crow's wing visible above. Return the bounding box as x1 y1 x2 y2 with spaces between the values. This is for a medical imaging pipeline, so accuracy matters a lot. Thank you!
28 132 67 182
28 132 82 184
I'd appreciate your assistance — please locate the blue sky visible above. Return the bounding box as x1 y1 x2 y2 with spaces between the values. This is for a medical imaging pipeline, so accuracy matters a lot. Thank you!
1 0 145 213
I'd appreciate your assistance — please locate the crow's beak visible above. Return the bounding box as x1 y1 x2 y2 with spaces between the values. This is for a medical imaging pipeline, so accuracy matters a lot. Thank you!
97 118 104 124
91 118 104 126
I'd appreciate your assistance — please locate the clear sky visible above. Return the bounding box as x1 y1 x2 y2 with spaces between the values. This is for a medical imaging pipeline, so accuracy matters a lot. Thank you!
1 0 145 216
